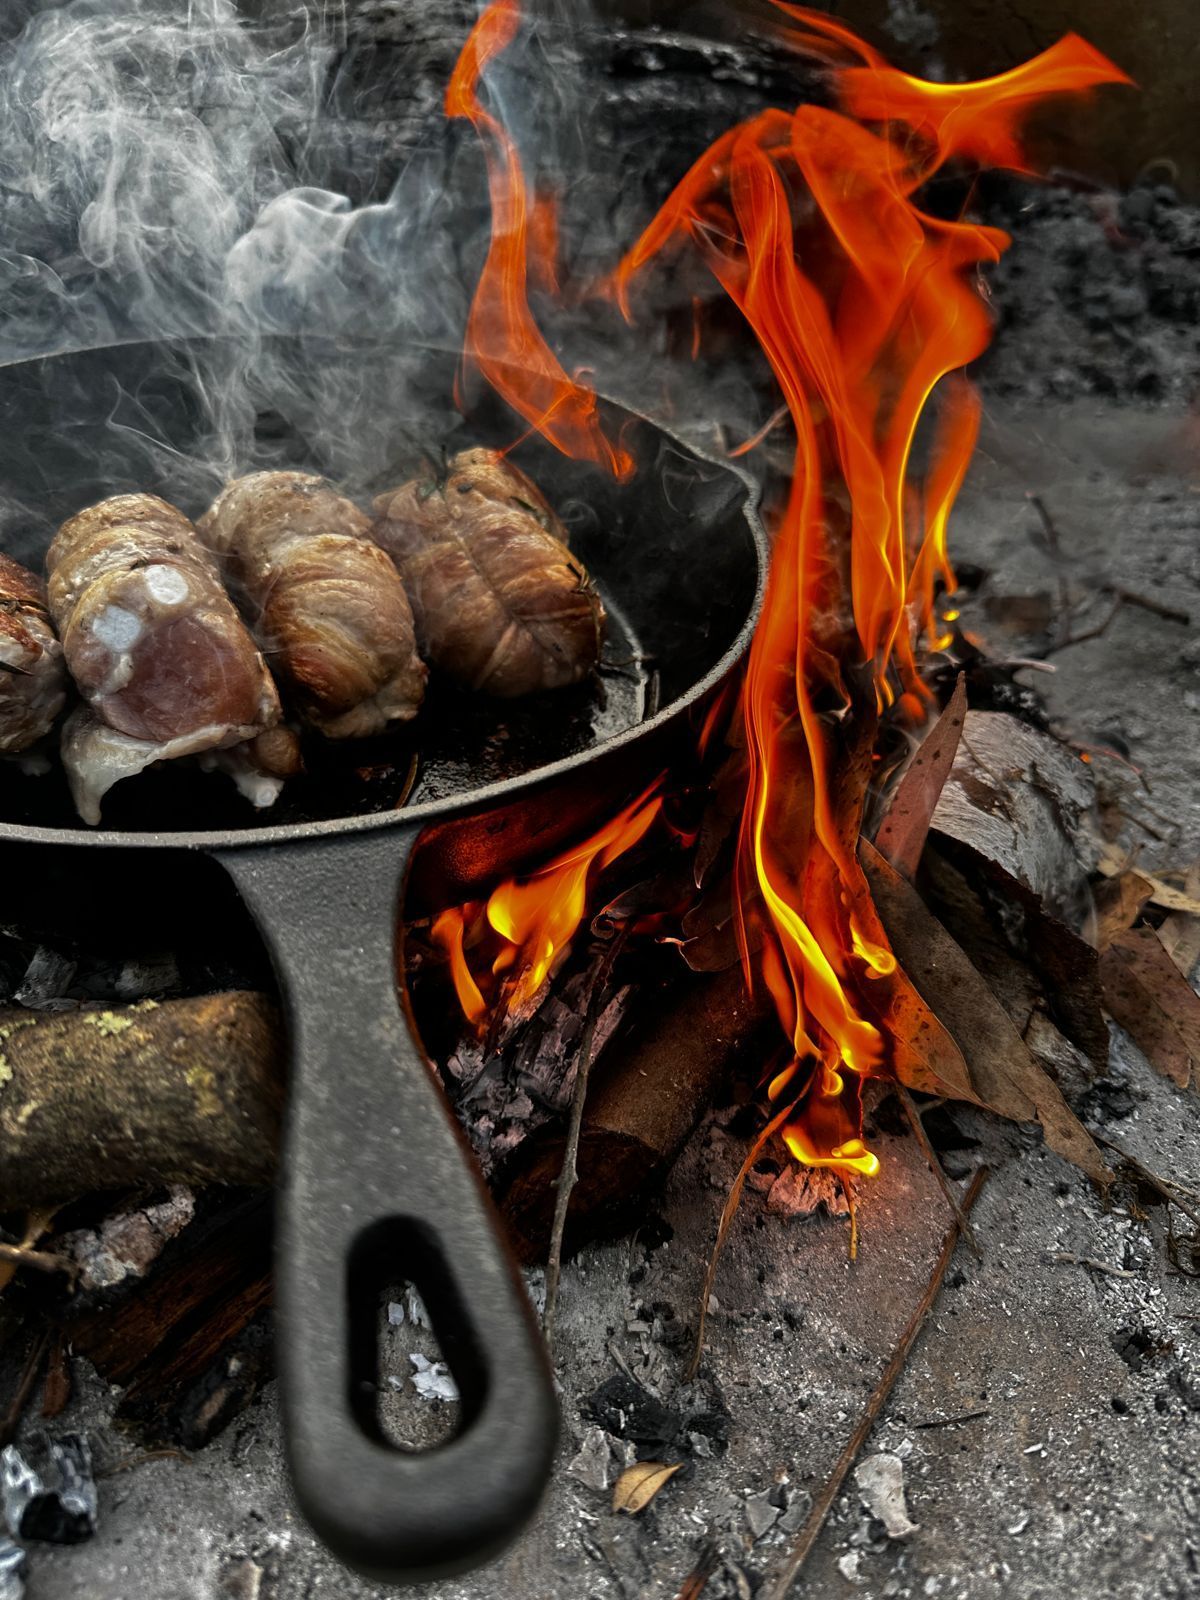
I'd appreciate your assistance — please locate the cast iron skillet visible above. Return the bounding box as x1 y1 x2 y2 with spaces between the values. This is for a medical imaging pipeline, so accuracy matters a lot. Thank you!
0 340 766 1582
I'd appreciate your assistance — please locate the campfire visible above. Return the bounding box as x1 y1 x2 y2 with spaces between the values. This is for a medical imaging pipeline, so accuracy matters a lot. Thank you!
2 2 1197 1597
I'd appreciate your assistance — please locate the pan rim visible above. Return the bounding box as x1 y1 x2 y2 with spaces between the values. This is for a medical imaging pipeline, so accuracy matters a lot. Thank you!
0 394 768 852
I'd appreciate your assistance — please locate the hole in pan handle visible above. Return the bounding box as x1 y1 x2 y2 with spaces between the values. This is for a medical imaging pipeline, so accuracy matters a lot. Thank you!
216 826 558 1583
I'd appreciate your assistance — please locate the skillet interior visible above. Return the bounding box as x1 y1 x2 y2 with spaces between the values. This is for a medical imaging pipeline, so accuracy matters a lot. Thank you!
0 337 764 845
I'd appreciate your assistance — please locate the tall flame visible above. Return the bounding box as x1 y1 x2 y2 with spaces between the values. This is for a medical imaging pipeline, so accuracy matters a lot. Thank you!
614 8 1130 1176
444 2 1128 1174
431 785 663 1034
446 0 632 478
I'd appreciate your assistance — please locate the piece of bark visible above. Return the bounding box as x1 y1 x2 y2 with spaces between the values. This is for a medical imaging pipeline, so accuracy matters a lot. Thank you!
0 994 283 1212
860 838 1110 1185
372 448 605 697
874 674 967 880
497 963 774 1262
1100 926 1200 1090
1157 866 1200 981
68 1194 274 1450
929 710 1108 1066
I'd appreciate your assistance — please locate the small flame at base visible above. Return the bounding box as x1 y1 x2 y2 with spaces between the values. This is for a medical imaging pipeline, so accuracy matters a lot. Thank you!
431 785 663 1033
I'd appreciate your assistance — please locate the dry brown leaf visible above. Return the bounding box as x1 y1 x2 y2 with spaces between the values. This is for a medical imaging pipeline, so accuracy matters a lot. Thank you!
1142 876 1200 918
1158 865 1200 979
1090 871 1155 953
861 839 1110 1185
612 1460 683 1515
875 674 967 880
1100 926 1200 1090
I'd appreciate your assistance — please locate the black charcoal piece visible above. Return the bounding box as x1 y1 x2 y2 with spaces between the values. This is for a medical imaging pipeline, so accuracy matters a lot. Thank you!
0 1537 27 1600
583 1374 682 1456
1 1434 97 1545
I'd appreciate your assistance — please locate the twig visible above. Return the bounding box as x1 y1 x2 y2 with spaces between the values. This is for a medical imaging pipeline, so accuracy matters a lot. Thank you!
898 1085 980 1257
542 924 631 1348
762 1168 988 1600
1027 493 1190 654
913 1407 990 1429
1106 585 1190 627
1096 1135 1200 1230
688 1101 794 1382
0 1239 76 1279
1050 1251 1137 1279
674 1538 720 1600
0 1329 50 1449
1026 493 1073 649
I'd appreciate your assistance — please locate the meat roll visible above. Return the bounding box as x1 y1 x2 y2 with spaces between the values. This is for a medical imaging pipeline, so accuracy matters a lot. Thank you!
0 552 68 754
371 448 605 698
47 493 287 822
199 472 426 739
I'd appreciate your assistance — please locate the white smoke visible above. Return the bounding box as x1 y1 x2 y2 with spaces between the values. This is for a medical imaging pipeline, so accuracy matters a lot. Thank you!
0 0 790 567
0 0 486 552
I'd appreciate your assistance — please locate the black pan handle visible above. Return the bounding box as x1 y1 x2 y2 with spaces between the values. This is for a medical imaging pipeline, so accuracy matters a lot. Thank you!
216 826 557 1582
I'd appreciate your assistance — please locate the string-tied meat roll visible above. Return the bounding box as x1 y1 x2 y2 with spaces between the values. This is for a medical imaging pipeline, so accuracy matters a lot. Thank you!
371 448 605 699
0 552 68 755
46 493 291 823
199 472 426 739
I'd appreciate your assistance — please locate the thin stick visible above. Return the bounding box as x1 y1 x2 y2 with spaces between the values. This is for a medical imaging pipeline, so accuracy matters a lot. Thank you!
762 1168 988 1600
1050 1252 1137 1279
0 1329 50 1449
1095 1135 1200 1230
688 1101 794 1382
674 1538 720 1600
0 1240 76 1278
898 1085 980 1257
1026 493 1073 649
542 924 630 1348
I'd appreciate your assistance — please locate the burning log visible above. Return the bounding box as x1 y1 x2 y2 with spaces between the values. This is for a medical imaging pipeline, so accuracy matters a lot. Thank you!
199 472 427 738
0 553 67 755
372 448 605 697
45 494 291 823
0 993 283 1212
497 963 773 1262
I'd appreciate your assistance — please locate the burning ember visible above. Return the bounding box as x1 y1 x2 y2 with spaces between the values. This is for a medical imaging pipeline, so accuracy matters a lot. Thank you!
443 3 1130 1178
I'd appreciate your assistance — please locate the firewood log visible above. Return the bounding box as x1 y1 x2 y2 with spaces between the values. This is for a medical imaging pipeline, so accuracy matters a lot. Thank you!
0 993 283 1211
372 448 605 698
199 472 426 738
0 971 768 1255
0 553 68 753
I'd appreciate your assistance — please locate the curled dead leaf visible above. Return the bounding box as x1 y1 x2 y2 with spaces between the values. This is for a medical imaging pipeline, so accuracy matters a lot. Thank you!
860 838 1110 1186
1100 926 1200 1090
612 1460 682 1515
875 673 967 880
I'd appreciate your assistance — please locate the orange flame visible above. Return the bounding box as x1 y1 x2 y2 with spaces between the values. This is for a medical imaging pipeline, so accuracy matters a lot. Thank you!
431 785 663 1034
614 15 1128 1175
447 0 632 478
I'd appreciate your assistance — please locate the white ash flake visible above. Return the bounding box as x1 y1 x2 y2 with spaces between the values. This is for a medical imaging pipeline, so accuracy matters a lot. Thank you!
855 1453 919 1539
407 1353 458 1403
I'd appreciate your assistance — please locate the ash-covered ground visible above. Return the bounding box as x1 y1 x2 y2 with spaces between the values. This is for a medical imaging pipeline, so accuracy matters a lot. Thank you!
15 183 1200 1600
